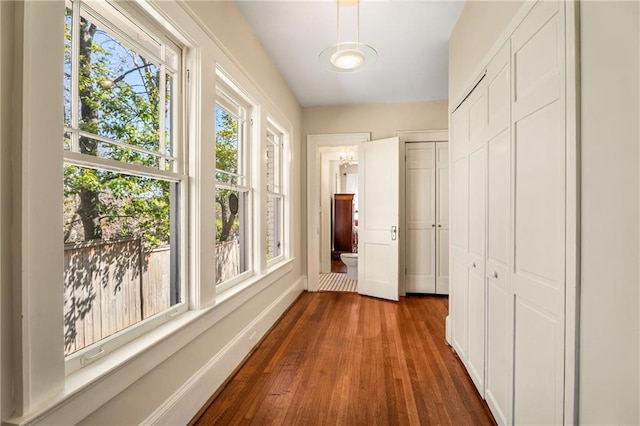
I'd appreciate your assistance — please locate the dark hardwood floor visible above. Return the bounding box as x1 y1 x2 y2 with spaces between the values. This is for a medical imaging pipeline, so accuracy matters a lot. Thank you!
192 292 495 425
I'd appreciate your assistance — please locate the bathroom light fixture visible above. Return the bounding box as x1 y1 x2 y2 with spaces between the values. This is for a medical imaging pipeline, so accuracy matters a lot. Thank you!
319 0 377 73
339 147 355 165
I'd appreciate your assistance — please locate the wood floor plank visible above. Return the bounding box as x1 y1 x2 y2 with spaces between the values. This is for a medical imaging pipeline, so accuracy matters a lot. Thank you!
192 292 496 426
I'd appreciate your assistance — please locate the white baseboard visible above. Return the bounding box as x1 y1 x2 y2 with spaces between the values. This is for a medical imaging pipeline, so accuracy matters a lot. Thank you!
445 315 451 345
302 275 308 290
143 277 303 425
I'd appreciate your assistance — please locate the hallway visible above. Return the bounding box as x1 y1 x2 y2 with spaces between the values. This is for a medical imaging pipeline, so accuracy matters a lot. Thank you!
193 292 495 425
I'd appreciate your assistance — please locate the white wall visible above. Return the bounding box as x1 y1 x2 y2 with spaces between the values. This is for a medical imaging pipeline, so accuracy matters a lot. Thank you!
448 0 523 103
303 100 448 141
579 2 640 424
1 0 304 423
0 1 14 421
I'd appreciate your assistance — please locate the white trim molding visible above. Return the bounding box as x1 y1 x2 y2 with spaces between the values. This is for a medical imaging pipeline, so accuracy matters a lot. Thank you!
395 129 448 143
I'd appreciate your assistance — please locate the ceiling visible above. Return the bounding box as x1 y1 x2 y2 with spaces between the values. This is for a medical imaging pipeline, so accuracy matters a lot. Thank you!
236 0 465 107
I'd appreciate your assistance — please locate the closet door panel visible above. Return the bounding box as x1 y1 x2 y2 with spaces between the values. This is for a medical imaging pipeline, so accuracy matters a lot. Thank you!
451 154 468 356
487 131 510 266
486 281 509 424
468 147 486 260
511 2 565 424
451 103 469 161
452 157 468 252
514 104 564 286
406 143 436 293
450 103 469 358
451 258 469 358
486 129 511 425
467 266 485 392
437 229 449 294
467 144 486 395
436 142 450 294
487 44 511 136
468 91 488 153
512 3 561 121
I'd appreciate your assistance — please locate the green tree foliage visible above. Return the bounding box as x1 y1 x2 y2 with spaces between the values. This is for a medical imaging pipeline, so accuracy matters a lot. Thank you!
215 108 241 242
64 14 171 250
64 12 241 250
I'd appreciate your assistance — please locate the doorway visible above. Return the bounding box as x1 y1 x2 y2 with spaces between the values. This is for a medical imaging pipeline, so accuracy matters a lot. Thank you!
306 133 369 293
319 148 359 292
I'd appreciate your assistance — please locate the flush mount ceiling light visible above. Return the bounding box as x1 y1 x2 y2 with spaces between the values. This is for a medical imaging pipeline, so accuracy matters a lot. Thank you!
319 0 377 73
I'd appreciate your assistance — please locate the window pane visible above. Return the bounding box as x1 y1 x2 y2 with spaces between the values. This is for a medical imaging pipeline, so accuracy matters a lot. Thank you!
77 12 161 155
215 188 249 284
266 130 281 193
266 194 282 261
64 6 72 127
215 106 239 175
63 164 179 355
64 131 72 151
79 135 162 167
165 73 173 165
215 170 238 185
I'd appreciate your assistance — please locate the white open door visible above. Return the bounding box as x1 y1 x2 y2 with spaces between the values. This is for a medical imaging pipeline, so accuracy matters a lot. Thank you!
358 137 400 301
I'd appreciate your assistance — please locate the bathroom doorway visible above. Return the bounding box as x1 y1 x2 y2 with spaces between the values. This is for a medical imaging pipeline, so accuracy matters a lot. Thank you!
318 148 358 292
307 133 369 293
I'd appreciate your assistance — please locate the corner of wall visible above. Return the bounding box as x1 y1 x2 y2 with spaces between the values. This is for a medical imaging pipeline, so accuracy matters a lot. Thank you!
0 0 16 421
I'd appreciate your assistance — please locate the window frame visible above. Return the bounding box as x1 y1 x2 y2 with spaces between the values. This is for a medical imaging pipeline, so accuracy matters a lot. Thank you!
62 0 189 375
214 73 257 292
265 119 286 266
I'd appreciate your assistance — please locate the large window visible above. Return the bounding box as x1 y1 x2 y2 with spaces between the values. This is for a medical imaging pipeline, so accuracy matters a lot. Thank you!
215 83 253 289
266 122 285 263
63 0 184 368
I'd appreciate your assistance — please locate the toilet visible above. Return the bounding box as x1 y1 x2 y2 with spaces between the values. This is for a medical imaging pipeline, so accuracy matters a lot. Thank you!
340 253 358 280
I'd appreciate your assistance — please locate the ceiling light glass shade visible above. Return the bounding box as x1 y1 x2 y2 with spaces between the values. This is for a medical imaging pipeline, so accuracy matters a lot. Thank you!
319 42 377 73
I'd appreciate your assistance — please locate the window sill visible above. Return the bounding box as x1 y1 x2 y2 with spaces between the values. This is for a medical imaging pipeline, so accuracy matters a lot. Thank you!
7 258 295 426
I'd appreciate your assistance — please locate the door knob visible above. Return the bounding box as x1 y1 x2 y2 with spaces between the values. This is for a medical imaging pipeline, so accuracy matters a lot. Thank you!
431 224 435 228
472 262 476 268
493 271 498 279
391 226 397 241
438 224 442 228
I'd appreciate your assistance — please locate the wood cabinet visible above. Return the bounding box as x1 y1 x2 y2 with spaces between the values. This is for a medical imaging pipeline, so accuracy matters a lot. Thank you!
332 193 354 257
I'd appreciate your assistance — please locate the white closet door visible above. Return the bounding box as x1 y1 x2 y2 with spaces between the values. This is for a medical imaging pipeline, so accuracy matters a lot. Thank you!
485 43 512 425
466 84 488 395
435 142 449 294
467 146 486 395
511 2 566 424
405 142 436 293
450 103 469 360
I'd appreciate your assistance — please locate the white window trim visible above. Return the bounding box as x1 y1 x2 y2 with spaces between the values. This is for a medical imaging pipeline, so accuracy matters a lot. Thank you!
214 74 258 290
265 118 288 268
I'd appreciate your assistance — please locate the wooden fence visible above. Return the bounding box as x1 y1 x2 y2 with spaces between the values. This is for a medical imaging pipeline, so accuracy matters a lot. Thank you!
64 238 240 355
63 238 170 355
216 239 240 284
